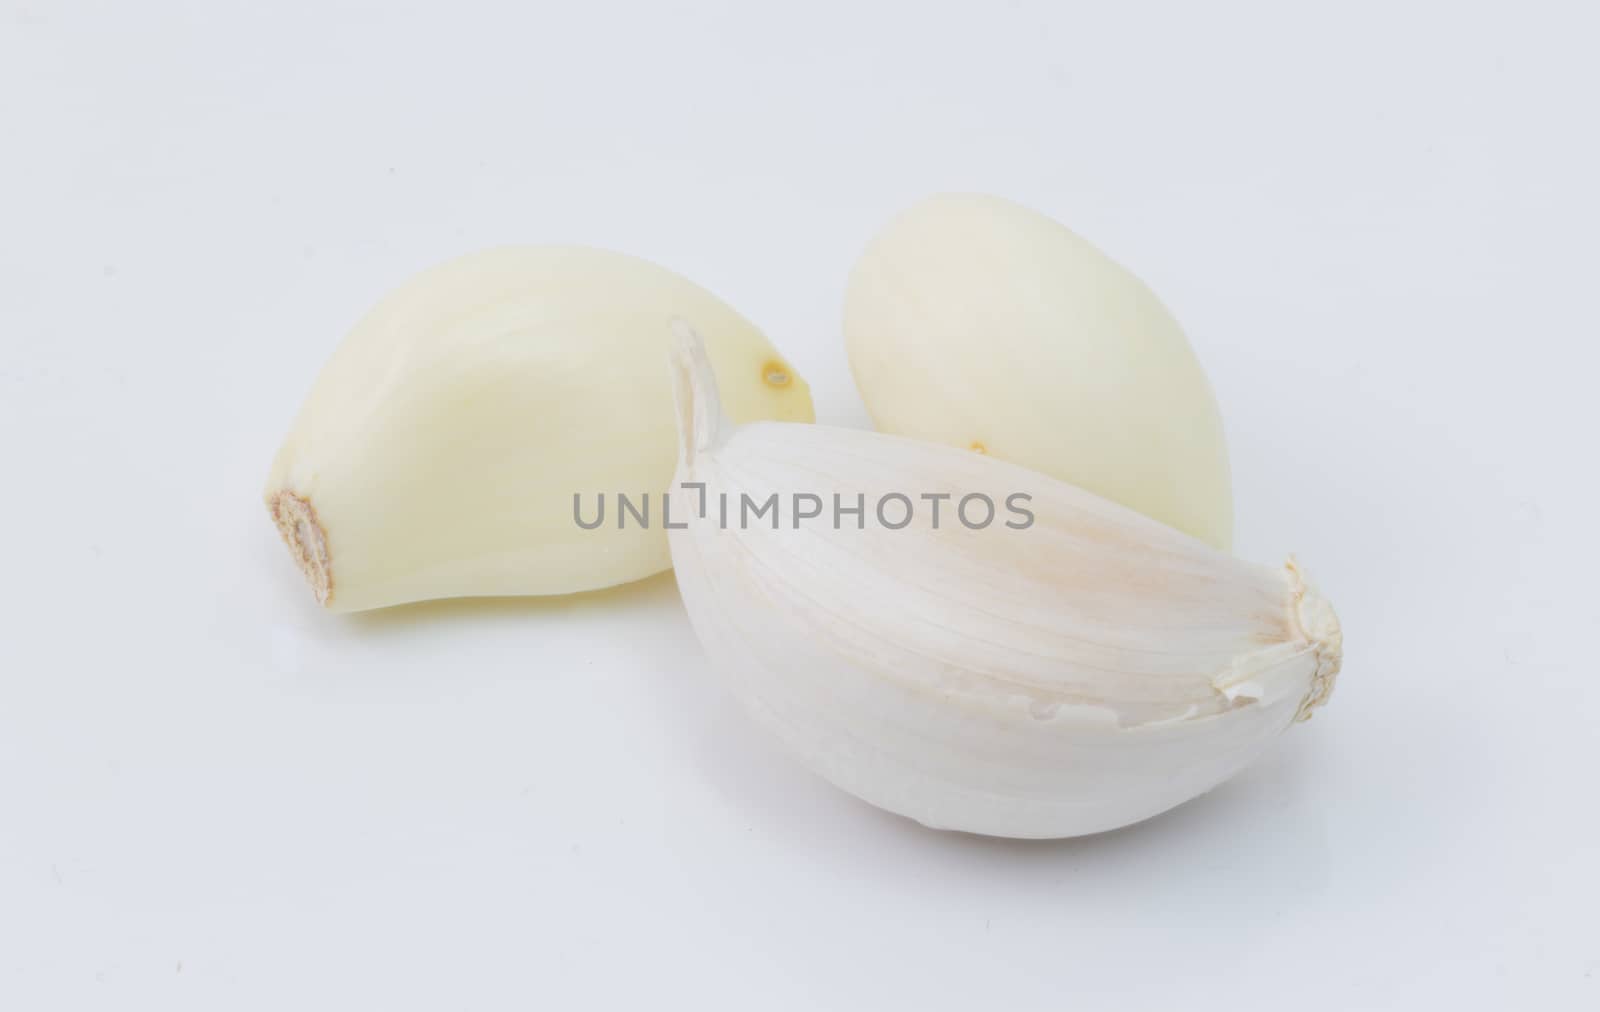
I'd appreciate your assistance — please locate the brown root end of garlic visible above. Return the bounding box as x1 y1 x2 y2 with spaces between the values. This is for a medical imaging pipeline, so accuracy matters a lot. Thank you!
267 490 333 606
1286 556 1343 722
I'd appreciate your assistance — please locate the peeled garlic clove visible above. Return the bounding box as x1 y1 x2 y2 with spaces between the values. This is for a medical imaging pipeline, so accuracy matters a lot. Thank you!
265 246 813 612
844 192 1234 549
667 323 1340 839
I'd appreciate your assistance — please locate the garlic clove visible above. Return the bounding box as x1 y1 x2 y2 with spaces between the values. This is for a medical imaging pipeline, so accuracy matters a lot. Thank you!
844 192 1234 549
265 246 814 612
666 322 1340 839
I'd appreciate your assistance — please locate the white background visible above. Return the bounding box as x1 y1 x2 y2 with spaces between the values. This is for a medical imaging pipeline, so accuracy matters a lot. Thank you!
3 2 1597 1009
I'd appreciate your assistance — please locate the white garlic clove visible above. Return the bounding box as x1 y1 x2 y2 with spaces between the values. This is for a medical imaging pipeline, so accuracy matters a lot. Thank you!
844 192 1234 549
265 246 813 612
666 322 1340 839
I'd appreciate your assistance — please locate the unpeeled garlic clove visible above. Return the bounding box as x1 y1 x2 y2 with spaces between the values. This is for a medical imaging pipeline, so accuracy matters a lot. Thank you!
844 193 1234 549
265 246 814 612
666 322 1340 839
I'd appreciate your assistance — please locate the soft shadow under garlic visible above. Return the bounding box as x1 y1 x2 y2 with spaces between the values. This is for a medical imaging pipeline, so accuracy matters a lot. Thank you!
344 570 682 632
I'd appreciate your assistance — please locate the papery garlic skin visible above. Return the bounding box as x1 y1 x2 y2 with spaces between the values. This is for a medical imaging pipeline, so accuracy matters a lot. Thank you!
844 193 1234 549
265 247 813 612
667 324 1339 839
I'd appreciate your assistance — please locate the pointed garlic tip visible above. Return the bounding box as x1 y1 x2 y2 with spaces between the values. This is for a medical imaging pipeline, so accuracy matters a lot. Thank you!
667 317 730 462
266 491 332 606
1286 556 1343 722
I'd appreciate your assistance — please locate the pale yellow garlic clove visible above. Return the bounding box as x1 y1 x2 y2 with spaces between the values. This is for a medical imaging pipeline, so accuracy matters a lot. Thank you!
844 193 1234 549
266 246 813 612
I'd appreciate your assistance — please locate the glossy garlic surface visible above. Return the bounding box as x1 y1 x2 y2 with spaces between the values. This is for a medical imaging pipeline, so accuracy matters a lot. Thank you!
845 193 1234 549
266 246 814 611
